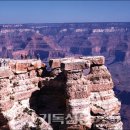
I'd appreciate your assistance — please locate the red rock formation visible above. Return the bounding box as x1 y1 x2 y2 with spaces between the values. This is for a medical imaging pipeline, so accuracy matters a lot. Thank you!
0 59 52 130
0 23 130 129
49 56 123 130
0 56 123 130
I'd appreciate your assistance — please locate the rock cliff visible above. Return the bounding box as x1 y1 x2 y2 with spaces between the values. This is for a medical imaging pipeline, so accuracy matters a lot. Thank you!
0 56 122 130
0 23 130 128
49 56 122 130
0 59 52 130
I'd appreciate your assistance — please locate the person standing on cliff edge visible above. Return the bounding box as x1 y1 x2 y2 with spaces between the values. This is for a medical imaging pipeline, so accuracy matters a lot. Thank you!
36 54 40 60
21 54 24 60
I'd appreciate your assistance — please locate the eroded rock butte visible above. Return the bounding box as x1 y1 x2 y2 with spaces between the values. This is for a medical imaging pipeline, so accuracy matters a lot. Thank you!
0 56 123 130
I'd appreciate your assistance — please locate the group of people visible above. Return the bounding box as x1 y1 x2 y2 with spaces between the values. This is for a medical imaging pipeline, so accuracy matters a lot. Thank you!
20 53 40 60
0 53 41 67
21 54 28 59
0 59 8 67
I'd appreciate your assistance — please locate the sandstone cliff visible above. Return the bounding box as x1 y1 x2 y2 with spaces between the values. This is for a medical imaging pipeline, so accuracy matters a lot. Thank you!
0 56 122 130
49 56 122 130
0 59 52 130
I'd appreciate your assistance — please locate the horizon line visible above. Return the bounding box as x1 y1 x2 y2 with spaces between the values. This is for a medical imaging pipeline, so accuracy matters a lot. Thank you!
1 21 130 25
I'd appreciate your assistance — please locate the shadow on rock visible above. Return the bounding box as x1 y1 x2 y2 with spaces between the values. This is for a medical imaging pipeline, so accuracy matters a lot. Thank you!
29 72 66 130
114 87 130 130
0 113 10 130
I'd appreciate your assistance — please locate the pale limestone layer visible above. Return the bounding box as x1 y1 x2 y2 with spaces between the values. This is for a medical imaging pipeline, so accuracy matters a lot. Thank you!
49 56 122 130
0 59 51 130
0 56 123 130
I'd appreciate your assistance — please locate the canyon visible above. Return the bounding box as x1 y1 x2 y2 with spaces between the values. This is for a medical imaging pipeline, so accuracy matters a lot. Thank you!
0 22 130 129
0 56 123 130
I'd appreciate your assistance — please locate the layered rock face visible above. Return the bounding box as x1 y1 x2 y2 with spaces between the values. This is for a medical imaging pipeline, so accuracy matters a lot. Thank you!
49 56 123 130
0 56 122 130
0 59 52 130
0 23 130 128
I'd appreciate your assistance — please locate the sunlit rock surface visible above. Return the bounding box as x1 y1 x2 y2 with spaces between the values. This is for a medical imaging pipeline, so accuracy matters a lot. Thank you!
0 56 122 130
0 59 52 130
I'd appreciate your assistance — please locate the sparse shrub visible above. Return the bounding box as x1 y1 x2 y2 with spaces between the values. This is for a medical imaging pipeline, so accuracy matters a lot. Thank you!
23 107 33 116
34 118 42 130
22 122 30 130
10 96 14 100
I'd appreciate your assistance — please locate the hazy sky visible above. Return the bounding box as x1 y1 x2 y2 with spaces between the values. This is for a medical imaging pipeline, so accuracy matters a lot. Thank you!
0 1 130 24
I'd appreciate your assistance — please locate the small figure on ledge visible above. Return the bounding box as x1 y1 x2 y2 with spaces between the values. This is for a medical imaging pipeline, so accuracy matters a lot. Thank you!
36 53 40 60
25 54 28 59
3 59 7 67
21 54 24 59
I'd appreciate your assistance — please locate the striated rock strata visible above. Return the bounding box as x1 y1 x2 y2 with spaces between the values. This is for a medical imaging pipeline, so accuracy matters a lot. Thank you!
49 56 123 130
0 56 123 130
0 59 52 130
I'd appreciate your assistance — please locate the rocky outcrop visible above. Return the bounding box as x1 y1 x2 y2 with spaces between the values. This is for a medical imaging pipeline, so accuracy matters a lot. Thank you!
49 56 123 130
0 59 52 130
0 56 123 130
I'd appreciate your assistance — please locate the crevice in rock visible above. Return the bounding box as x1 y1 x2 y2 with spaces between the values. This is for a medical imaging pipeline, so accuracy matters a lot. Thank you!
0 113 10 130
